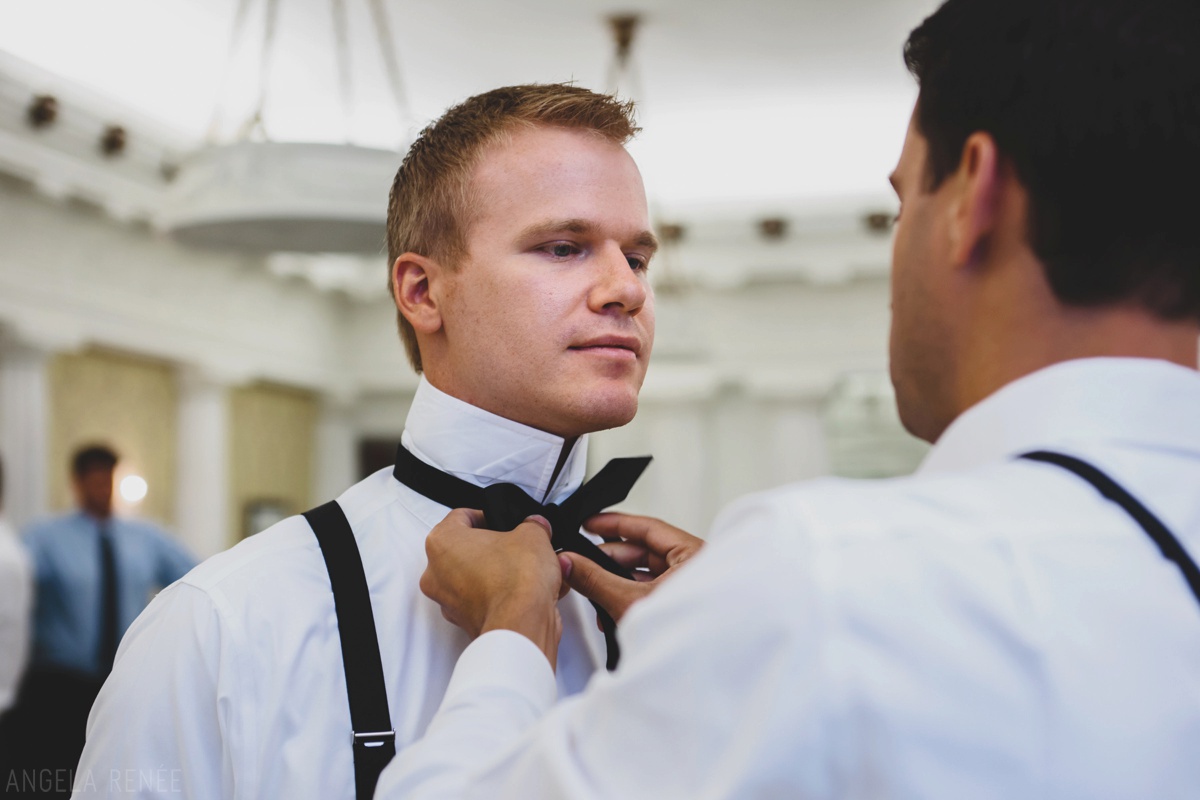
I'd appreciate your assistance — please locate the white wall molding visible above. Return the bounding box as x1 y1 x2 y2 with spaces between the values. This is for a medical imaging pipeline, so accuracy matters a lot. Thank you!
0 52 181 226
0 179 357 396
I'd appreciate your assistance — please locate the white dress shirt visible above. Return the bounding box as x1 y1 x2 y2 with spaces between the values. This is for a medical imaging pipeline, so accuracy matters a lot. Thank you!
379 357 1200 800
75 378 606 798
0 516 32 713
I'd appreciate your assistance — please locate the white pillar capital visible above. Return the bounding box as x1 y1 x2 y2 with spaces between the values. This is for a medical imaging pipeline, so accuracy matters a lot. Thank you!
319 386 361 413
0 319 85 359
178 360 253 391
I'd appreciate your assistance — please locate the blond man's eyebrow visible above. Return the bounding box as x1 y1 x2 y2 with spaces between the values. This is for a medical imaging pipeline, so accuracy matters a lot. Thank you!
634 231 660 255
517 218 660 254
517 218 593 241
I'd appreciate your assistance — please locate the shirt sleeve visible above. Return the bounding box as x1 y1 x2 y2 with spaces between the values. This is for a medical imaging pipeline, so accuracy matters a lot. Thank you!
376 493 836 799
374 630 558 798
21 523 52 585
74 582 246 798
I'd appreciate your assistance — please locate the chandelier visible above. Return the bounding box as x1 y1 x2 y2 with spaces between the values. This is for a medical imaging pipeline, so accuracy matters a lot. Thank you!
159 0 412 255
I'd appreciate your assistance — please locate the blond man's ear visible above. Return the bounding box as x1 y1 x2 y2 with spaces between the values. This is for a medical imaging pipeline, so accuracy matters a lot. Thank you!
393 253 445 336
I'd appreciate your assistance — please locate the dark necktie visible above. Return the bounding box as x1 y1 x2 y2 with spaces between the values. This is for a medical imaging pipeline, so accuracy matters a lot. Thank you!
97 522 120 674
392 444 651 670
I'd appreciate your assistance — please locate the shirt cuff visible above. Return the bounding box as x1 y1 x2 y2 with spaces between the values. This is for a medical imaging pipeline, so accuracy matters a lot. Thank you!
439 629 558 717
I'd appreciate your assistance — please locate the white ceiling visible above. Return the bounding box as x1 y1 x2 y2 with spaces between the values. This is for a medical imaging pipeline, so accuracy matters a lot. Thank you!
0 0 940 211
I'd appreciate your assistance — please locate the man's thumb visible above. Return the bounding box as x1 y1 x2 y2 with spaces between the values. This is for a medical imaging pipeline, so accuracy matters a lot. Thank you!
562 553 632 622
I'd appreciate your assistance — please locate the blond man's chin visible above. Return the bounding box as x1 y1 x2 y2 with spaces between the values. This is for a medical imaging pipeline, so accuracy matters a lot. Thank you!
566 391 640 436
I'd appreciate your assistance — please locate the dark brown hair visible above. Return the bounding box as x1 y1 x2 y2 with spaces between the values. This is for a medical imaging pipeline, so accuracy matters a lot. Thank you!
905 0 1200 318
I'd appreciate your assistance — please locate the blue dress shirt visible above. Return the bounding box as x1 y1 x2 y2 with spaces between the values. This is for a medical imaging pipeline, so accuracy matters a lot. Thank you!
23 512 196 677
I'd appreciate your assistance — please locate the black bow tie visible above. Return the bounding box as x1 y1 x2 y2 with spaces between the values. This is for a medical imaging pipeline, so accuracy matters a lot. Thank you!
393 444 651 670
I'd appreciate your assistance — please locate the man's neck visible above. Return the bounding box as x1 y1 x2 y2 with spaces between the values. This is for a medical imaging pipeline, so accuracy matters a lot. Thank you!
403 376 590 503
953 303 1199 437
420 371 587 442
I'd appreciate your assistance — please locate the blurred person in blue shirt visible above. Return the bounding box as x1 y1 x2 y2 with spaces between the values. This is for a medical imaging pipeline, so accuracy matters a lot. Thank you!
0 444 195 797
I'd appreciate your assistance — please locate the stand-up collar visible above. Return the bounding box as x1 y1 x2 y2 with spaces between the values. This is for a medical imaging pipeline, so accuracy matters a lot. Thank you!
918 357 1200 475
400 377 589 504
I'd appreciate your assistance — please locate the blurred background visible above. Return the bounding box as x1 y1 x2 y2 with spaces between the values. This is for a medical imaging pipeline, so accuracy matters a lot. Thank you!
0 0 941 557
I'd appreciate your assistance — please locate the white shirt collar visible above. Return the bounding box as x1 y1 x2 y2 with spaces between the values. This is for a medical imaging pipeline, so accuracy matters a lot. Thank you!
918 357 1200 475
400 376 589 504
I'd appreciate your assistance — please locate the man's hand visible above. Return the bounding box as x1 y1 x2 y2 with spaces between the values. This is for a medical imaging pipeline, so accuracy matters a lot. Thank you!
565 513 705 623
420 509 566 669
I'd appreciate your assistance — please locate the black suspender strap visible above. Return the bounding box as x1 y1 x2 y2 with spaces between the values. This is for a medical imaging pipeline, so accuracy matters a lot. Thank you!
303 501 396 800
1020 450 1200 609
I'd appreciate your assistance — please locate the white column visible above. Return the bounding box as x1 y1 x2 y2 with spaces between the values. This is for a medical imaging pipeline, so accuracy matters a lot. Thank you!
589 396 712 538
314 392 359 502
174 367 231 559
767 397 830 484
0 336 51 530
642 401 710 537
710 387 769 517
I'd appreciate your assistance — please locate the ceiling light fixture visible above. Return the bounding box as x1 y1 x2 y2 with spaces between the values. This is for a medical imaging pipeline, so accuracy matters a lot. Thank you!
158 0 412 255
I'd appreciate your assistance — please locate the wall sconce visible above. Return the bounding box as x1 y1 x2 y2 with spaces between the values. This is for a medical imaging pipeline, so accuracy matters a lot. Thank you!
658 222 686 244
759 217 788 240
27 95 59 129
100 125 127 157
863 211 895 235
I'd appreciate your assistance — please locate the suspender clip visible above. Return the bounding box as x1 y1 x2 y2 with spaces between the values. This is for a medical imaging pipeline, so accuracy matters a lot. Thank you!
353 730 396 749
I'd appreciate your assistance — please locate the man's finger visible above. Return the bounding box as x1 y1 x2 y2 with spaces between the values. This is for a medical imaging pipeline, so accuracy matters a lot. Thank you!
563 552 645 622
522 515 553 538
584 513 698 559
596 540 652 570
584 512 656 541
511 517 555 553
557 555 572 600
443 507 487 529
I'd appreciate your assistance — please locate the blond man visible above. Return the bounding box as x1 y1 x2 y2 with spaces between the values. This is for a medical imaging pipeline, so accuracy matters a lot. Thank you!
76 84 657 799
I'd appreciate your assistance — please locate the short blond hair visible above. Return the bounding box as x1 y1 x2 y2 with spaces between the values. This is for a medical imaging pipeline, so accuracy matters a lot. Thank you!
386 83 640 372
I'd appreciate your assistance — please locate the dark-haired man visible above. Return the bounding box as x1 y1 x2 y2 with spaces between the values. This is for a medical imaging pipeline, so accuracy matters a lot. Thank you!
4 445 194 797
76 85 656 799
378 1 1200 796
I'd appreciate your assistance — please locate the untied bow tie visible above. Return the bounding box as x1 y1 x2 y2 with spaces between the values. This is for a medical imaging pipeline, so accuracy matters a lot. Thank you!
392 444 651 670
